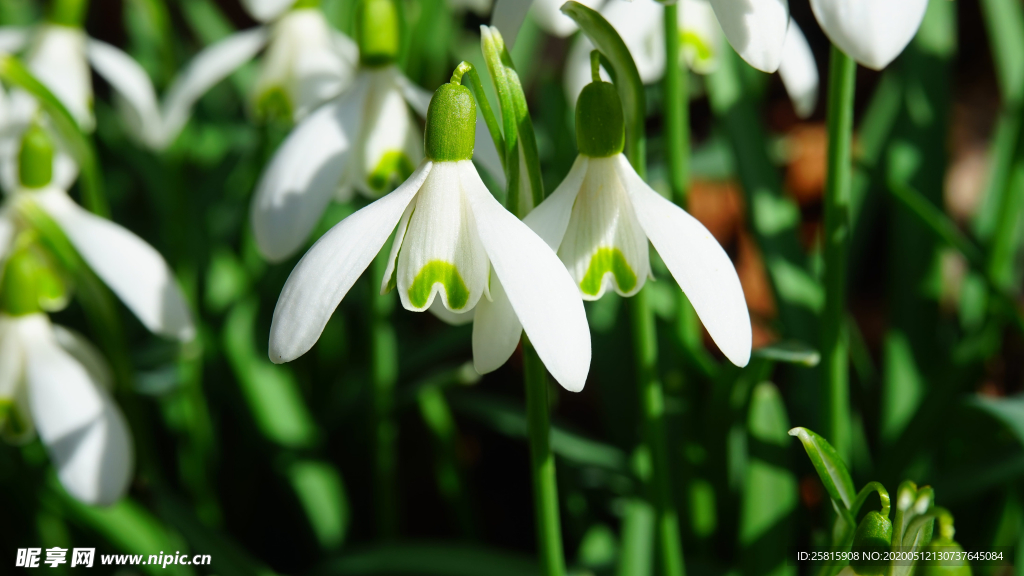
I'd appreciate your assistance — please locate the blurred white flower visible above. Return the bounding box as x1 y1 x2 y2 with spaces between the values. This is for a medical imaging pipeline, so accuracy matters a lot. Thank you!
269 83 591 391
809 0 928 70
494 0 790 73
0 313 132 506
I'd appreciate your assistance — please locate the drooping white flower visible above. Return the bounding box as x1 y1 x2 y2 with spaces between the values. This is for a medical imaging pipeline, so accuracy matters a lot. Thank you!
562 2 819 118
517 79 751 366
494 0 789 73
809 0 928 70
269 82 591 391
0 313 132 506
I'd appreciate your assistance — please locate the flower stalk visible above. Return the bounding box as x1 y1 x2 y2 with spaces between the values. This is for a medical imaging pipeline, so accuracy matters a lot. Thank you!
821 45 857 462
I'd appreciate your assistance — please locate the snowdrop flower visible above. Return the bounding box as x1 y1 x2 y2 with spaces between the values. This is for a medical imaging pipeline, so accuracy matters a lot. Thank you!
809 0 929 70
495 0 788 72
524 77 751 366
250 0 504 263
269 79 591 391
563 1 819 118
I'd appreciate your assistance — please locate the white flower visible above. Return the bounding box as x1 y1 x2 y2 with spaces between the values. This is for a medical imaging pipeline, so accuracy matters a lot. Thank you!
269 82 591 391
0 186 195 342
0 313 132 505
493 0 789 72
809 0 929 70
562 1 819 118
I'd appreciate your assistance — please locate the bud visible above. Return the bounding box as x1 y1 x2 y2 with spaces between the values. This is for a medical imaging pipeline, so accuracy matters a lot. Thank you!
575 81 625 158
18 124 54 189
849 511 892 576
356 0 400 67
424 83 476 162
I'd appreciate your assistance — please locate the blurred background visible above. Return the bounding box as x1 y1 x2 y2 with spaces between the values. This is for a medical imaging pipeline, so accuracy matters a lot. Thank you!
1 0 1023 575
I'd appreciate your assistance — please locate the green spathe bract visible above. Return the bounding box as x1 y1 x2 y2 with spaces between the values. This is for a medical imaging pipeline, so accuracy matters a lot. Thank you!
424 83 476 162
408 260 470 310
356 0 400 67
19 124 54 189
576 81 625 158
580 247 636 296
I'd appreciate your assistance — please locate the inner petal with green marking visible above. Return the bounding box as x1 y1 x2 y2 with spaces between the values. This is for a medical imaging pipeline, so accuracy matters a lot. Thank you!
367 150 415 193
408 260 470 310
579 247 637 297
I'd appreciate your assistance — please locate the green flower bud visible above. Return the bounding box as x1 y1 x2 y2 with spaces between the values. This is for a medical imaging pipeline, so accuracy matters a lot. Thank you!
19 124 54 189
849 511 892 576
0 241 68 316
424 83 476 162
575 81 625 158
355 0 400 67
920 539 972 576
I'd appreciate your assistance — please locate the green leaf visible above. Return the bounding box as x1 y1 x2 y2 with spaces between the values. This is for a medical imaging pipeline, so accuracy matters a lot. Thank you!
287 459 350 550
0 55 106 215
560 1 646 174
788 427 856 508
314 543 539 575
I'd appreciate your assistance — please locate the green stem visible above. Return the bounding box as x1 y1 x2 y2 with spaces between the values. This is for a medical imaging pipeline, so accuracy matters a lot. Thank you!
523 339 566 576
821 46 856 463
371 253 399 539
663 3 688 203
630 289 685 576
49 0 89 26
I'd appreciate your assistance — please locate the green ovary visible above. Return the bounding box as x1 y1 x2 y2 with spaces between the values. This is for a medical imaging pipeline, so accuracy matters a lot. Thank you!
368 151 414 192
256 86 293 122
408 260 470 310
579 247 636 296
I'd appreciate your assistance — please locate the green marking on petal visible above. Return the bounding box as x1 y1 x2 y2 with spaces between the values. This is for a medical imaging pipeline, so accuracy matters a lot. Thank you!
580 247 636 296
681 31 714 63
368 151 415 193
256 86 293 123
0 399 30 442
408 260 470 310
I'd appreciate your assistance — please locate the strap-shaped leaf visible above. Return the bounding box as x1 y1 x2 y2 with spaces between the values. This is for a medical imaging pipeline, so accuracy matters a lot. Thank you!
0 54 107 216
560 1 646 175
789 427 856 509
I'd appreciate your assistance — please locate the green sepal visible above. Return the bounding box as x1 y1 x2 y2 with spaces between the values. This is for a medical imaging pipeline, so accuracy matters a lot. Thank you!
849 511 892 576
356 0 400 67
0 239 69 316
424 83 476 162
18 124 54 189
788 427 856 508
576 81 625 158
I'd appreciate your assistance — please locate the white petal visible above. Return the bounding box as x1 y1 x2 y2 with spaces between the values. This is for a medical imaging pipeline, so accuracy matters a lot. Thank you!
395 73 431 117
33 189 195 341
618 155 751 366
21 317 132 505
531 0 603 37
0 26 30 53
461 161 591 391
86 39 163 148
472 273 522 373
355 72 421 195
489 0 532 49
160 28 269 149
380 201 414 294
557 155 651 300
242 0 295 22
429 298 476 325
269 161 433 363
27 26 93 130
777 19 818 119
52 325 114 392
251 83 365 262
523 154 588 250
809 0 928 70
396 162 490 313
679 0 724 74
0 211 14 262
708 0 789 73
332 30 359 68
0 315 25 403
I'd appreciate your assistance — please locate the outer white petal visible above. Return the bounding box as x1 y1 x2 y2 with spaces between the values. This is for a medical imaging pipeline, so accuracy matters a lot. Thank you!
809 0 928 70
396 162 490 313
489 0 532 49
251 81 366 262
531 0 604 37
680 0 724 75
21 315 133 505
472 273 522 373
269 161 433 363
708 0 789 73
523 154 588 250
242 0 295 22
33 189 195 341
461 161 591 392
52 325 114 392
27 26 93 130
0 26 30 53
160 28 270 149
777 19 818 119
86 39 163 148
618 155 751 366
